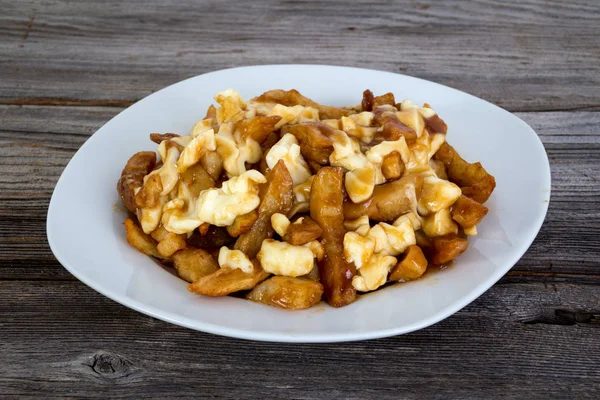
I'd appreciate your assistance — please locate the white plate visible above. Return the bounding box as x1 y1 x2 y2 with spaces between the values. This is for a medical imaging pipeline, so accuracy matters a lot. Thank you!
47 65 550 342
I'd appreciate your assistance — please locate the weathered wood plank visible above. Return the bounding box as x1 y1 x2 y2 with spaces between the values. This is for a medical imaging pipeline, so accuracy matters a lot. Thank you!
0 0 599 112
1 106 598 279
0 280 598 398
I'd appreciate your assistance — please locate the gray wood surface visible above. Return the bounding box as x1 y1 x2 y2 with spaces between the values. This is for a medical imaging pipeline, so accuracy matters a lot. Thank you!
0 0 599 398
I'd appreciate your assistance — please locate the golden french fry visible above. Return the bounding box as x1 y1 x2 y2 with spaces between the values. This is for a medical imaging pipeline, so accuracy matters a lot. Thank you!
389 245 428 281
181 162 215 197
200 151 223 182
310 167 357 307
246 276 324 310
124 218 162 259
150 225 169 242
234 160 294 258
372 92 395 109
282 216 323 245
451 195 489 229
157 232 187 257
226 210 259 237
434 142 496 203
149 133 180 144
381 150 404 180
204 104 217 120
188 226 236 250
427 234 469 265
254 89 352 119
281 123 334 165
188 263 270 296
117 152 156 213
429 159 448 180
234 115 282 144
172 247 219 283
376 112 417 144
344 174 424 221
135 173 162 209
361 89 374 111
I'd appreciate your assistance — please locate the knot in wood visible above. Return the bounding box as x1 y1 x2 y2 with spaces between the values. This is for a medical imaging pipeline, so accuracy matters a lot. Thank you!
89 352 133 377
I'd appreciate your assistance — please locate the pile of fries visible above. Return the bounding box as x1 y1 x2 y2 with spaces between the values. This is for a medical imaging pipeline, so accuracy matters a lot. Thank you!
118 89 495 309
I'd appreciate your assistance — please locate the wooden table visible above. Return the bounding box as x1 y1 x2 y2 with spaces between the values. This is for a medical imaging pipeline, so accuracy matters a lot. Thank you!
1 1 599 398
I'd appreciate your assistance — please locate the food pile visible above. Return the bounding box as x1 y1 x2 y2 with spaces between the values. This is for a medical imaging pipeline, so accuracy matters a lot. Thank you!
118 89 495 309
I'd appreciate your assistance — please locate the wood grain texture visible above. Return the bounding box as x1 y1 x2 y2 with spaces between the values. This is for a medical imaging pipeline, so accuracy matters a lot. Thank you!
0 280 598 399
1 0 599 112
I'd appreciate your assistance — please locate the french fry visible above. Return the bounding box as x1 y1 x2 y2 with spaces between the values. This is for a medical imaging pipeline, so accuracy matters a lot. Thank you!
117 152 156 213
344 174 424 221
188 226 236 249
429 159 448 180
188 263 270 296
381 150 404 180
246 276 323 310
451 195 489 229
254 89 352 119
135 173 163 209
281 123 334 165
172 247 219 283
424 114 448 134
378 113 417 144
150 225 169 242
234 116 282 144
310 167 357 307
427 234 469 265
372 92 396 109
434 142 496 203
389 245 428 281
200 151 223 182
150 133 180 144
282 216 323 245
234 160 294 258
361 89 374 111
157 232 187 257
301 263 321 281
124 218 162 259
204 104 217 120
226 210 259 237
181 163 215 197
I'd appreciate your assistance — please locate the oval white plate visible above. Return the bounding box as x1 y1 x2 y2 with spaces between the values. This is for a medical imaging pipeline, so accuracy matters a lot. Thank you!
47 65 550 342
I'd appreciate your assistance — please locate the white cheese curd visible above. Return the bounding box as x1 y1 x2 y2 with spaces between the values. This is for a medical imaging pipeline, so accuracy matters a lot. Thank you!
196 170 266 226
418 175 462 214
352 252 398 292
218 247 255 273
257 239 316 277
265 134 312 185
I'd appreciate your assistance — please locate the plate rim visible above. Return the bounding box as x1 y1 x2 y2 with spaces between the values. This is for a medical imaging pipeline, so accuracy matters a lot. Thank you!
47 64 551 343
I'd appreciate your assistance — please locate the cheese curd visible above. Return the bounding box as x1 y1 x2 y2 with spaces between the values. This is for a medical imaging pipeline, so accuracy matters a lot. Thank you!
265 133 312 185
293 175 314 203
271 213 291 237
177 128 216 173
161 180 203 234
257 239 315 277
344 231 375 269
215 89 247 124
396 108 425 137
340 115 378 143
422 208 458 237
329 130 376 203
215 122 263 177
419 175 462 214
270 104 320 129
196 170 266 226
218 247 254 273
399 99 437 119
352 252 398 292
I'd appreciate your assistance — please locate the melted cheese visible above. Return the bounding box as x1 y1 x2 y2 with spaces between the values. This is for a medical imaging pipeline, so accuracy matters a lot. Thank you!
218 246 254 273
265 134 312 185
257 239 315 277
196 170 266 226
